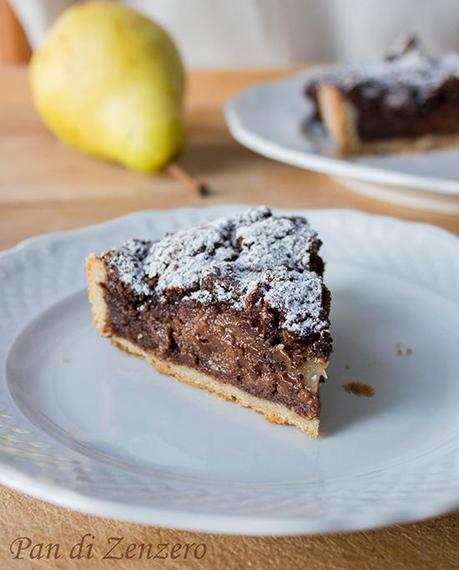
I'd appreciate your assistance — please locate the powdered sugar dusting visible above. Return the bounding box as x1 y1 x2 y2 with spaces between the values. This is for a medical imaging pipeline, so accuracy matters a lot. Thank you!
104 207 329 338
107 239 151 296
305 42 459 102
263 268 323 335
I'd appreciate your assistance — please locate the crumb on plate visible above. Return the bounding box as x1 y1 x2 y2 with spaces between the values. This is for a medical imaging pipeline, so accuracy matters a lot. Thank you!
342 381 375 397
395 343 413 356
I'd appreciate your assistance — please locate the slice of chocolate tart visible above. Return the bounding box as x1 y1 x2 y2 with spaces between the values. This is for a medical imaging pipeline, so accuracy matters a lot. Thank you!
86 207 332 437
304 37 459 155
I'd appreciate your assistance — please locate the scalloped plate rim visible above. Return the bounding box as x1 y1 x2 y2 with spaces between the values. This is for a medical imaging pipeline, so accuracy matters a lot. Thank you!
0 462 457 536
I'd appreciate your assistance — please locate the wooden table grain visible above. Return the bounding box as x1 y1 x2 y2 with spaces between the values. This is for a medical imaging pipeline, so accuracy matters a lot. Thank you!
0 67 458 569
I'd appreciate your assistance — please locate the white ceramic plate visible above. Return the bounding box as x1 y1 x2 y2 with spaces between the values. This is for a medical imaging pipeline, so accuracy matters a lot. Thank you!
225 71 459 213
1 205 459 536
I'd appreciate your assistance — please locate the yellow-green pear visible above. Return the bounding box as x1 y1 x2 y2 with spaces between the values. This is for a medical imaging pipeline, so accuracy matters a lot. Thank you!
30 1 185 172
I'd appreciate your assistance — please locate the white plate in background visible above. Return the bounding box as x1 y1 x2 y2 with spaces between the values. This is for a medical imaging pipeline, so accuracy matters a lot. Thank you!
225 72 459 213
1 205 459 535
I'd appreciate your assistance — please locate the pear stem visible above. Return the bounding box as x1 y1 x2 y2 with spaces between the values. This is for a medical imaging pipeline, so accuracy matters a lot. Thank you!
167 162 210 197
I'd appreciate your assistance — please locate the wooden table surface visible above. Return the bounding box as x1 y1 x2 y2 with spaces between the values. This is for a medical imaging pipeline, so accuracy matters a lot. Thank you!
0 67 458 569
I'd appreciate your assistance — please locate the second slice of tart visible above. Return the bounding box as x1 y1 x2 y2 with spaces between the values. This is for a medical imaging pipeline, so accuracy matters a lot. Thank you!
86 207 332 437
304 37 459 155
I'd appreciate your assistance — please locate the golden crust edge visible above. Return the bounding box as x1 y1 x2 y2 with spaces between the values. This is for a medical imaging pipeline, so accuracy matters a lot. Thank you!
86 254 321 438
86 254 111 336
316 83 360 154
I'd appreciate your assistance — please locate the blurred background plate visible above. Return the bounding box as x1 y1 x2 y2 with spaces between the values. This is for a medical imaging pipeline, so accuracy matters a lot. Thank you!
225 71 459 213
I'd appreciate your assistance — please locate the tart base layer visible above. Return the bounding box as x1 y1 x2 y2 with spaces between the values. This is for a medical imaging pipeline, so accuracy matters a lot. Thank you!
112 335 320 438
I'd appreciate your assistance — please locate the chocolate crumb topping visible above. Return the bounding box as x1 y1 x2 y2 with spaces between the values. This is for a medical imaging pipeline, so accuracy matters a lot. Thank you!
305 39 459 105
103 207 330 344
